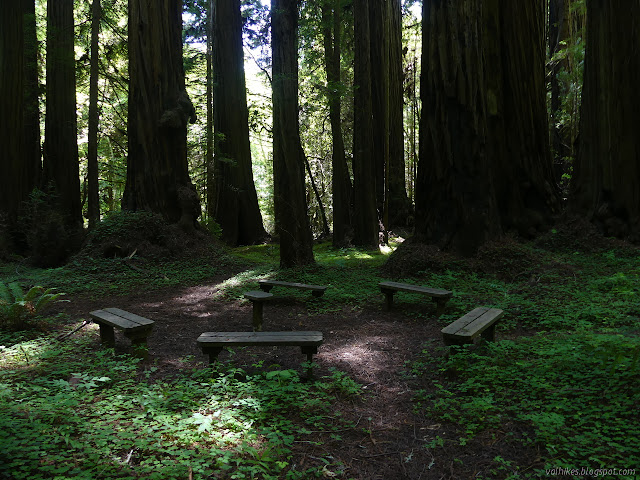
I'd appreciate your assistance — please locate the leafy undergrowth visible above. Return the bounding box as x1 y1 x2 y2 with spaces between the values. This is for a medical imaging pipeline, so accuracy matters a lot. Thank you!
407 332 640 478
1 224 640 478
0 330 360 479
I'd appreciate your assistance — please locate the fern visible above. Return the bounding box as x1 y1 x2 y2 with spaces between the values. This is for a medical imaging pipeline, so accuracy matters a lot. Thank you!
0 282 66 330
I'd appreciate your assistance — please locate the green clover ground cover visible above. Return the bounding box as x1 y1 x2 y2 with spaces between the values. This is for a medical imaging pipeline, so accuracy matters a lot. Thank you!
0 332 357 479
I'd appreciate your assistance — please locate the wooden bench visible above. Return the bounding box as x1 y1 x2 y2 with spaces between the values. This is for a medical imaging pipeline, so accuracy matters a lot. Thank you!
441 307 504 346
89 308 154 358
197 331 323 377
379 281 452 315
259 280 328 297
244 290 274 331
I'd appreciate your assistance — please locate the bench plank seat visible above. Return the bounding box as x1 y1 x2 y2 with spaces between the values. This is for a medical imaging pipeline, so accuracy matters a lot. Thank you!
197 331 323 377
259 280 328 297
89 308 154 358
379 281 452 314
441 307 504 346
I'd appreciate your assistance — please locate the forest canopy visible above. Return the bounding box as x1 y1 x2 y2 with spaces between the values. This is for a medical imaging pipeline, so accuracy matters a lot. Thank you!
1 0 638 266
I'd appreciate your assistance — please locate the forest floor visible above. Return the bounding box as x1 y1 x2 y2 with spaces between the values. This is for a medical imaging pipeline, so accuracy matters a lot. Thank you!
2 213 639 479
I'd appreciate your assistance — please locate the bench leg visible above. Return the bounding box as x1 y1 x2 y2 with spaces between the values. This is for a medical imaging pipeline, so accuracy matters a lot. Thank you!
381 289 395 311
301 346 318 379
124 332 151 359
259 285 273 293
252 301 264 332
98 323 116 348
202 347 224 364
434 298 448 316
312 290 324 298
481 325 496 342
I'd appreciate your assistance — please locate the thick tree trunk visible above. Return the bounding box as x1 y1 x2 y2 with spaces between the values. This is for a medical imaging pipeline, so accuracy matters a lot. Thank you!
272 0 315 266
43 0 83 233
212 0 267 245
369 0 390 237
352 0 379 248
22 0 41 193
124 0 200 230
87 0 101 229
387 0 412 230
321 0 352 248
492 1 559 236
570 0 640 239
206 0 215 222
416 0 558 255
416 0 500 256
0 2 25 224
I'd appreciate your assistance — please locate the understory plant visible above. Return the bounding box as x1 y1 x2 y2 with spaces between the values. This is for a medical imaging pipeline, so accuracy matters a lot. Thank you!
0 281 65 330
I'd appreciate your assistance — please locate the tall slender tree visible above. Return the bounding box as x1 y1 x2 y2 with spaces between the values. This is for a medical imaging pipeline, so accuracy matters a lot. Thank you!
22 0 41 193
87 0 102 229
321 0 352 247
570 0 640 239
43 0 83 234
212 0 267 245
123 0 200 229
272 0 315 266
352 0 378 248
0 2 25 227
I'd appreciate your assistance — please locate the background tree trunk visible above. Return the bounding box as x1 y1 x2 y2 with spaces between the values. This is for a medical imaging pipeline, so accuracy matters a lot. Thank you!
352 0 378 248
43 0 82 233
272 0 315 266
387 0 411 231
322 0 352 248
123 0 200 229
212 0 267 245
206 0 215 222
570 0 640 239
492 0 559 236
87 0 101 229
415 0 500 255
22 0 41 194
0 2 25 226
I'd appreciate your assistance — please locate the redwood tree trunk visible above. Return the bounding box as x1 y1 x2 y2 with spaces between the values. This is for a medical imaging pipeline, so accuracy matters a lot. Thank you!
352 0 378 248
212 0 267 245
87 0 101 229
272 0 315 266
123 0 200 229
387 0 411 230
321 0 352 247
416 0 499 255
22 0 41 193
43 0 82 233
0 2 25 225
570 0 640 239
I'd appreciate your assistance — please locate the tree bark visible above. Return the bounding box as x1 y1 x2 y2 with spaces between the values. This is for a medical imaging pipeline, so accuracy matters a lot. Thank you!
491 0 559 236
272 0 315 266
206 0 215 222
321 0 352 247
123 0 201 230
22 0 41 193
570 0 640 239
352 0 379 248
87 0 101 229
43 0 83 233
212 0 267 245
0 2 25 225
387 0 412 230
416 0 500 256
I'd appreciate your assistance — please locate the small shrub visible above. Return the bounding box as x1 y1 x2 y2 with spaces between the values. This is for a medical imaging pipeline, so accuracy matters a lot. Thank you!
0 282 65 330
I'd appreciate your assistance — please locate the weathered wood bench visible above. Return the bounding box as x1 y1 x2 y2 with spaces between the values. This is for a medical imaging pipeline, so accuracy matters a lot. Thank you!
441 307 504 346
197 331 323 377
244 290 274 331
89 308 154 358
259 280 328 297
379 281 452 315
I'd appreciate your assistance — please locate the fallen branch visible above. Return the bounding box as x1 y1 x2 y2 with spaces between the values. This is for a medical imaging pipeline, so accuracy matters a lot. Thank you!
57 320 89 341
